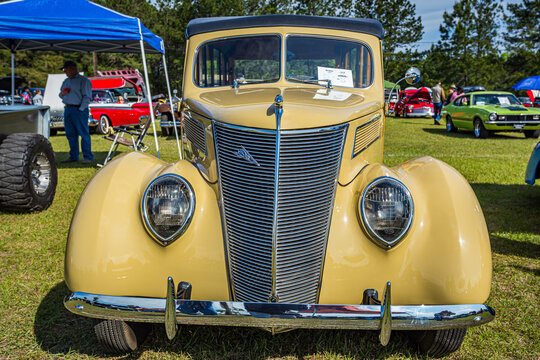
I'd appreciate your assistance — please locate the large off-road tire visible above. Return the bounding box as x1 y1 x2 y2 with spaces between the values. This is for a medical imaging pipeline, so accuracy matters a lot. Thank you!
524 129 540 138
0 133 57 212
413 328 467 358
474 118 489 139
446 115 457 132
94 319 151 354
96 115 110 135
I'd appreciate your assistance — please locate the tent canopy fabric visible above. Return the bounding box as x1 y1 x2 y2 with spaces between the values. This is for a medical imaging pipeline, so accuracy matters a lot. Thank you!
512 75 540 91
0 0 164 54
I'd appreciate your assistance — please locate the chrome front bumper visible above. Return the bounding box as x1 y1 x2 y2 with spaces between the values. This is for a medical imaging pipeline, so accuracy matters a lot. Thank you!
64 279 495 345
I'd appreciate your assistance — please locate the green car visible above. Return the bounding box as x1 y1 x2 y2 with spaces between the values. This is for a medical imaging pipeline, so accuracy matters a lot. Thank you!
443 91 540 138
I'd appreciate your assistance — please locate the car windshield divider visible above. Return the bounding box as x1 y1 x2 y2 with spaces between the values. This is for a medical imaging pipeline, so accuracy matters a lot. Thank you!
286 77 333 89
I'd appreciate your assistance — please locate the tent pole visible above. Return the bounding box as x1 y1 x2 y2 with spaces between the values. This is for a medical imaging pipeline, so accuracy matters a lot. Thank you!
138 19 160 159
11 52 15 105
162 53 182 160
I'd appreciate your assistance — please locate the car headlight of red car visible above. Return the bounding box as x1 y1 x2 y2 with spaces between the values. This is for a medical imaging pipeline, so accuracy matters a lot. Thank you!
359 177 414 249
141 174 195 246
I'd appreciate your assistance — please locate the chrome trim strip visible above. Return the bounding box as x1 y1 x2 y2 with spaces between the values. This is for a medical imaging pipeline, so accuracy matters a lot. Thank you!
65 291 495 330
485 121 540 125
271 94 283 302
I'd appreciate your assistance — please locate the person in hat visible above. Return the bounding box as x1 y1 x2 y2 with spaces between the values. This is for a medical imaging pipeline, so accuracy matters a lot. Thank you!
58 60 93 164
445 84 457 105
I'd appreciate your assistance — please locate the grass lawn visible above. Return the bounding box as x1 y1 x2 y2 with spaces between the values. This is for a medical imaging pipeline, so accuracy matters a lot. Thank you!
0 117 538 359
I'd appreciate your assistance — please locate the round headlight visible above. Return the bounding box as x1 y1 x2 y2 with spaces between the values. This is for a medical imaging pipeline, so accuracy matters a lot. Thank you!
360 177 413 248
488 112 497 121
141 174 195 246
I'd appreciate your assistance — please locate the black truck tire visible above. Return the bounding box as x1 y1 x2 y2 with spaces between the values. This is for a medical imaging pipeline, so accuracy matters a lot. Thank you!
413 328 467 357
0 133 58 212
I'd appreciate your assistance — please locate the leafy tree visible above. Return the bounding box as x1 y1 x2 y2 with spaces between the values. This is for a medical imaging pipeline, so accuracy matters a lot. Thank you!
347 0 423 82
504 0 540 52
432 0 503 88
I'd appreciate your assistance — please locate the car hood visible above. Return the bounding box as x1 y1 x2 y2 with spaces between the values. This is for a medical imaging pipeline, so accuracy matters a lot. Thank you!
184 87 381 130
480 105 540 113
408 87 431 102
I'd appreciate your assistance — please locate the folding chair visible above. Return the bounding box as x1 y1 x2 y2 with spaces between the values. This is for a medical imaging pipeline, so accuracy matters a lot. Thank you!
99 103 158 166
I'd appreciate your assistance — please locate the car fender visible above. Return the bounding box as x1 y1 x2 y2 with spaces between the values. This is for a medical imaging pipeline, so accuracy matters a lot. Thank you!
525 142 540 185
320 156 492 305
64 152 230 300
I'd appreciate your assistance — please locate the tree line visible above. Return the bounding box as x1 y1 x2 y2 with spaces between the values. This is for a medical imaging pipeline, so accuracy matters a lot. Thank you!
0 0 538 95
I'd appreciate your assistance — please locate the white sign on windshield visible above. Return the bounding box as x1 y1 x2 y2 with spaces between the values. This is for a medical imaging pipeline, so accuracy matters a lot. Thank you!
498 96 510 105
313 89 352 101
317 67 354 88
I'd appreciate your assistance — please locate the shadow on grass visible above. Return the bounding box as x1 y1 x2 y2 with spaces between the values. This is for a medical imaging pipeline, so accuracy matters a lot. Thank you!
35 283 423 359
422 127 530 140
472 183 540 259
54 151 121 168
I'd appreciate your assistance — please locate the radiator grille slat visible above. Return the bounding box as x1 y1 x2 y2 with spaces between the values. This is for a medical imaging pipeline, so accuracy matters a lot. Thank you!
214 122 346 304
183 115 207 154
353 116 382 157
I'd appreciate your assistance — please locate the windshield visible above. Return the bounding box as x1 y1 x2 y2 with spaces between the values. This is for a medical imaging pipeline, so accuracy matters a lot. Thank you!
91 90 114 103
286 36 373 88
194 35 281 87
473 94 521 106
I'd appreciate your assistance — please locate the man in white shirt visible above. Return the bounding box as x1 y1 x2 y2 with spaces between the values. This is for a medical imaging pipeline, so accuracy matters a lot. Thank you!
58 60 93 164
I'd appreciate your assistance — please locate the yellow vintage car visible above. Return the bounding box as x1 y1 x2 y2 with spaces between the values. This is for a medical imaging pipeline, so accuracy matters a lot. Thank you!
64 15 495 356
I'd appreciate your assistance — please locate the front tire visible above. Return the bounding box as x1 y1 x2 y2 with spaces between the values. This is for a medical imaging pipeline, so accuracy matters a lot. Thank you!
96 115 110 135
94 320 151 354
446 115 457 132
413 328 467 357
524 129 540 138
474 118 489 138
0 133 57 212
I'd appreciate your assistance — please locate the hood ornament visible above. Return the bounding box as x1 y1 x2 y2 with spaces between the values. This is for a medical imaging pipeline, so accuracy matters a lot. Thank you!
236 146 260 167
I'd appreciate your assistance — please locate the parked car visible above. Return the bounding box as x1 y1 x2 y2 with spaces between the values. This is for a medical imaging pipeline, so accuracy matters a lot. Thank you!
64 15 495 357
443 91 540 138
525 141 540 185
463 85 486 93
394 87 434 118
518 96 533 107
89 76 155 134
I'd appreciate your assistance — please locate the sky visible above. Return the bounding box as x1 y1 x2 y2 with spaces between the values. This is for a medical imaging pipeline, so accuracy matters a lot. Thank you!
411 0 522 51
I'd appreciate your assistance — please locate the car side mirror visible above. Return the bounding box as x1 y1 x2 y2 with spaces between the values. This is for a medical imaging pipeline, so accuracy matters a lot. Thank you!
405 67 421 85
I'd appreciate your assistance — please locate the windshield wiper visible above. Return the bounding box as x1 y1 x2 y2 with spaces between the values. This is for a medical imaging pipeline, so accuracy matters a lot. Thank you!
287 77 333 89
232 78 280 89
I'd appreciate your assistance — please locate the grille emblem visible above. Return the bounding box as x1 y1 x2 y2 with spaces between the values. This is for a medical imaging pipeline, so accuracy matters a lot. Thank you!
236 146 260 166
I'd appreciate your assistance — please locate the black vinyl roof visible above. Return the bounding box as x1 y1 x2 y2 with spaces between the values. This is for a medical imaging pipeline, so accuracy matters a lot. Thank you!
186 15 384 40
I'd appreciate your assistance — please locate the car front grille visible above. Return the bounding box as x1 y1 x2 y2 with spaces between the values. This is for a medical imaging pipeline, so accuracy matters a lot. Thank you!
214 122 347 303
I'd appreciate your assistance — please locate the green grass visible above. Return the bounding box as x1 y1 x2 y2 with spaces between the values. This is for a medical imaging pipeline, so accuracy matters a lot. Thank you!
0 118 539 359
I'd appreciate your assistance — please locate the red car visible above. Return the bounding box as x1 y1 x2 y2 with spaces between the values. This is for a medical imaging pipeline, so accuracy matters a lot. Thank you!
394 87 434 118
89 76 154 134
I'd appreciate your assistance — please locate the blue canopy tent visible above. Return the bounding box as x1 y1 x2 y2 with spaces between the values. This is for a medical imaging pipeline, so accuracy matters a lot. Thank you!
512 75 540 90
0 0 181 159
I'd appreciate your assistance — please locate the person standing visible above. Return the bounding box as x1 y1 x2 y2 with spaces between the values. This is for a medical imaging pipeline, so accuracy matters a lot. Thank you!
58 60 93 164
32 89 43 105
445 84 456 105
21 86 32 105
431 81 445 125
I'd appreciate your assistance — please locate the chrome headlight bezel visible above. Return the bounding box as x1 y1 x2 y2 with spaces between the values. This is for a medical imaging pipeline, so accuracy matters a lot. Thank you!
141 174 195 246
359 176 414 249
488 112 497 121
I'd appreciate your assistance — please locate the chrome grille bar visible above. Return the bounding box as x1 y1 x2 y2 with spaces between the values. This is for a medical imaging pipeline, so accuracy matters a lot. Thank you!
214 122 347 304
